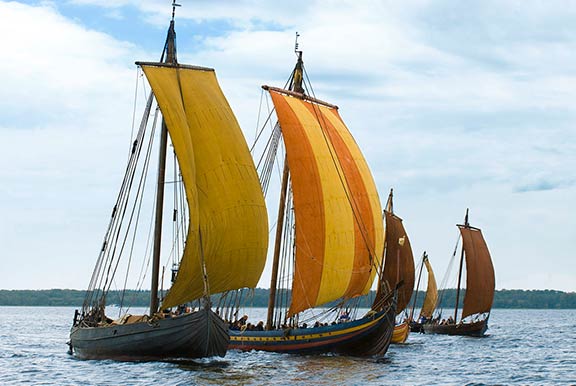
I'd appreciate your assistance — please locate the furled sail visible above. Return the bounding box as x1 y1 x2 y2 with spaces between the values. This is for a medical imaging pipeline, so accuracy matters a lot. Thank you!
267 88 383 316
459 225 495 319
420 256 438 318
139 63 269 309
382 212 415 314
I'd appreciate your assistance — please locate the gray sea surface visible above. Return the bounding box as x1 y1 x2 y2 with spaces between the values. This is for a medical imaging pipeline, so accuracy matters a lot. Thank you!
0 307 574 385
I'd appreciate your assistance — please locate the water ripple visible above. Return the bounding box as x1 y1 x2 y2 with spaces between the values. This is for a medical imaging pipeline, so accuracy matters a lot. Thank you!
0 307 574 385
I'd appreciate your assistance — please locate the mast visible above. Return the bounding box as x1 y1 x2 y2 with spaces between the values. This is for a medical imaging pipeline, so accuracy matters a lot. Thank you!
410 251 426 320
385 188 393 213
453 208 469 323
265 38 304 329
377 189 393 294
266 158 289 330
387 190 402 289
150 2 180 316
388 189 400 287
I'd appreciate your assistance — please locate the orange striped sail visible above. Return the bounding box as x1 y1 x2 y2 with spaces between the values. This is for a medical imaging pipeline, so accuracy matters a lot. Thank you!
267 88 383 316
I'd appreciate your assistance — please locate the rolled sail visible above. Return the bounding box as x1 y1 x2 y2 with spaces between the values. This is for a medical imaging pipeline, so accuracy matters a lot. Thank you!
420 256 438 319
459 226 495 319
267 89 383 316
382 212 415 314
140 63 268 309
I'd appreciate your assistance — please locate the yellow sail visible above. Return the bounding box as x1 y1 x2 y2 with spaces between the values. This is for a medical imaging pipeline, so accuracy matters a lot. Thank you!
460 225 495 319
420 256 438 318
140 63 269 309
267 88 383 316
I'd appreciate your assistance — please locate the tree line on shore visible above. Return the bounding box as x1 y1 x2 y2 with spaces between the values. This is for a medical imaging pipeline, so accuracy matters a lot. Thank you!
0 288 575 308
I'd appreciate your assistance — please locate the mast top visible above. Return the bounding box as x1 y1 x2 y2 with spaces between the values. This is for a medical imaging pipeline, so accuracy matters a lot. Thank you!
294 32 301 55
171 0 181 22
163 1 179 64
385 188 394 213
291 32 305 94
464 208 469 227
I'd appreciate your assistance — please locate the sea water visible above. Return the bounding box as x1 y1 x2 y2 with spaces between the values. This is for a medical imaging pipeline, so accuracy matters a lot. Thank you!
0 307 574 385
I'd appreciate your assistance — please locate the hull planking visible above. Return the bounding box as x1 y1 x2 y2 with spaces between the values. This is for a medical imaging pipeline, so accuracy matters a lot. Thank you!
391 320 410 344
422 319 488 337
409 321 425 333
229 305 395 357
70 308 229 360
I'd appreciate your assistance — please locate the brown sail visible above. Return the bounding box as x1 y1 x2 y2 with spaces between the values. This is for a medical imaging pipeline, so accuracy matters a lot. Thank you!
382 211 415 314
423 210 494 337
459 225 495 319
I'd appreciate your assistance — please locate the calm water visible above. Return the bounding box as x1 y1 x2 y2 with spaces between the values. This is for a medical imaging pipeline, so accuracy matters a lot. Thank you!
0 307 574 385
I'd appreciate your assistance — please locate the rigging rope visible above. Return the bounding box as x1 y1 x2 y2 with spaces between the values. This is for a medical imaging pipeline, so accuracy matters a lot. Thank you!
106 102 159 297
118 105 160 313
83 91 155 312
435 233 462 317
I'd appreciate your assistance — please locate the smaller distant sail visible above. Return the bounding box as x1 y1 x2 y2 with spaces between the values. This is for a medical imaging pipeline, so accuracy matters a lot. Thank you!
382 211 415 314
460 225 495 319
420 257 438 319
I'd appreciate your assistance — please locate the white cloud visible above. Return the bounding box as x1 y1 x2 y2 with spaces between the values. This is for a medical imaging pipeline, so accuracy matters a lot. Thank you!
0 2 143 289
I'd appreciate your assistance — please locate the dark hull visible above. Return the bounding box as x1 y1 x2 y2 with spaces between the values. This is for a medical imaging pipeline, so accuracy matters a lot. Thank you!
409 321 424 333
422 319 488 337
70 308 229 360
229 305 395 357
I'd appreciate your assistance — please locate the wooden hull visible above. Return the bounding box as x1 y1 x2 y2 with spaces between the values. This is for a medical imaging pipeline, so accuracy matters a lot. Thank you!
229 306 395 357
423 319 488 337
391 320 410 344
69 308 229 360
409 321 424 333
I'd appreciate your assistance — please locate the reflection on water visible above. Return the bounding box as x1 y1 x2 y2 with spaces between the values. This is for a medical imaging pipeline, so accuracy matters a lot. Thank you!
0 307 575 385
167 359 230 370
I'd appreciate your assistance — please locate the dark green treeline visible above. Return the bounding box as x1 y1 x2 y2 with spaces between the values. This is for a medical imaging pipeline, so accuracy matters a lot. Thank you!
0 288 575 309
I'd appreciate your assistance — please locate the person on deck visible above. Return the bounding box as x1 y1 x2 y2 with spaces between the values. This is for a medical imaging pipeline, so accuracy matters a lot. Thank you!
338 311 350 323
239 315 248 326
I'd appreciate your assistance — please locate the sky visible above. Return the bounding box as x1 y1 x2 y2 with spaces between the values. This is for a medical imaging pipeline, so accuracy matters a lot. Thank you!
0 0 574 292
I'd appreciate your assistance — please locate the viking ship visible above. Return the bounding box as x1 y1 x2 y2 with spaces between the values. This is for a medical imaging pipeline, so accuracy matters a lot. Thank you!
69 6 268 360
380 189 415 344
223 41 396 356
424 209 495 337
409 252 438 333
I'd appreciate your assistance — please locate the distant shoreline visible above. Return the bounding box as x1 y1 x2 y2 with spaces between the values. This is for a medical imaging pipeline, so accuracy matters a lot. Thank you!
1 288 575 309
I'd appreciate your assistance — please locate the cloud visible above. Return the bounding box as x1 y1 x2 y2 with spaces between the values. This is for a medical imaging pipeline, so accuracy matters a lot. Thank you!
0 2 140 128
0 1 147 289
515 177 575 193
